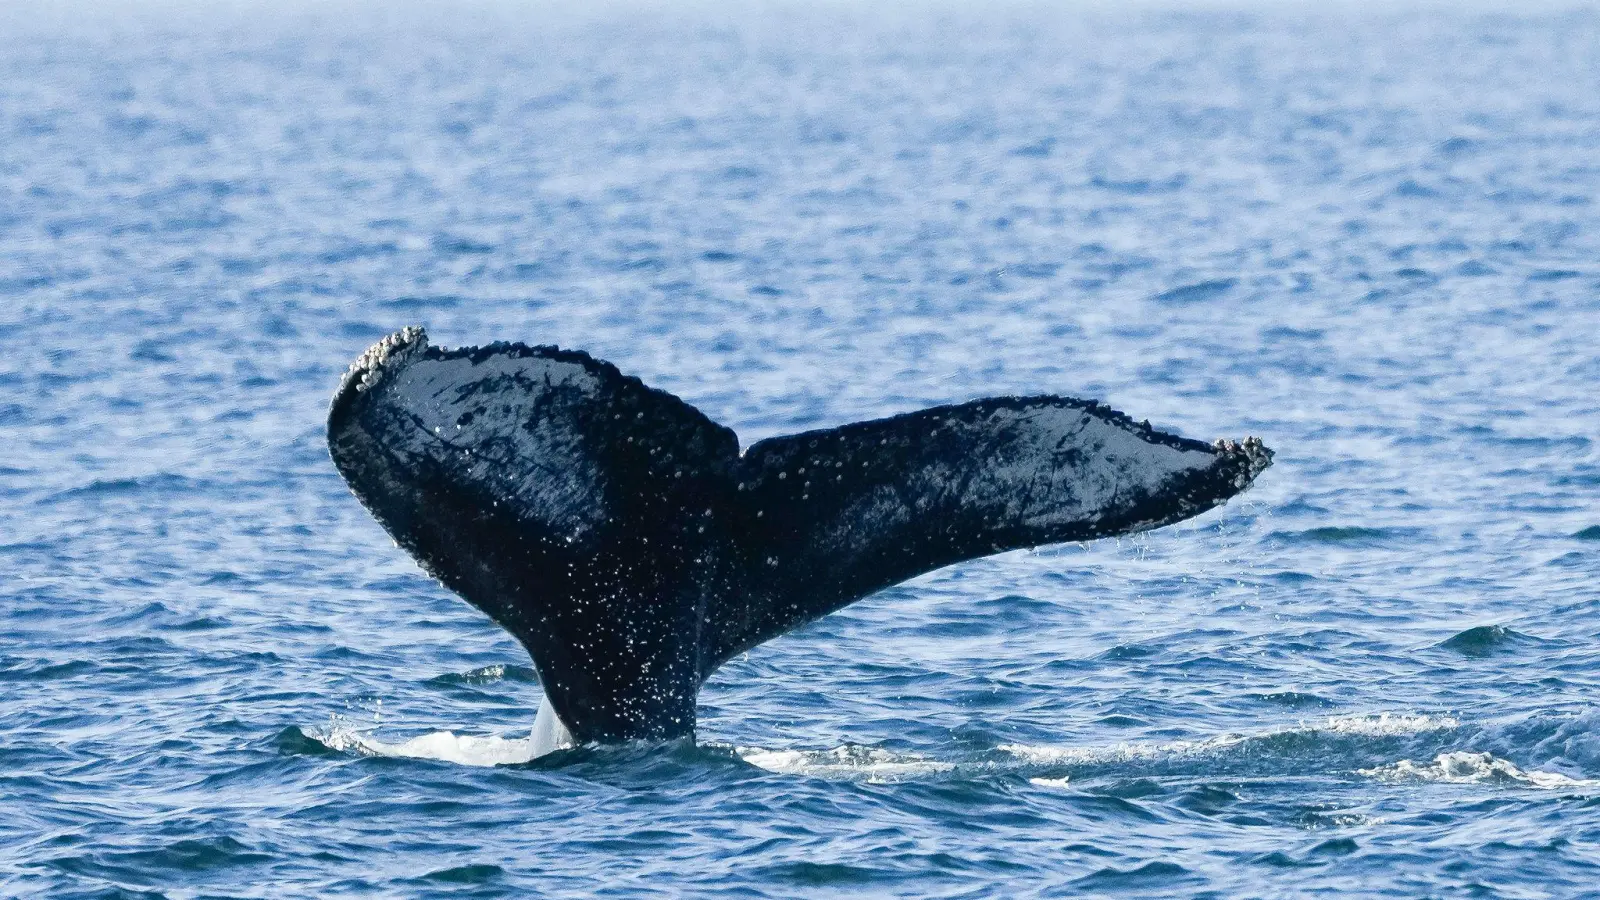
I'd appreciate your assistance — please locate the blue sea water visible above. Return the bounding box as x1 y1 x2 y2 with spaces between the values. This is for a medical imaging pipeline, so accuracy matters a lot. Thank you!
2 1 1599 895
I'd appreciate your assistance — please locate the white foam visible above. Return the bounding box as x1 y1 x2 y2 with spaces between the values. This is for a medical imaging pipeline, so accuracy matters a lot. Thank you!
736 745 956 782
1317 712 1460 736
310 721 539 767
999 713 1459 767
1359 752 1600 790
999 734 1240 766
732 713 1463 783
305 710 1480 779
1315 813 1387 827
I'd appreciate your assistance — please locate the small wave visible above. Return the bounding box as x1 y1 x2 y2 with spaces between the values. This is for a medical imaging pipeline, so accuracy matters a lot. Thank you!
407 864 506 885
1075 860 1195 890
1437 625 1544 657
0 658 97 682
1573 526 1600 540
1251 690 1334 709
1152 278 1237 305
752 860 896 887
1295 809 1386 829
1269 526 1423 545
49 472 204 500
1360 752 1600 790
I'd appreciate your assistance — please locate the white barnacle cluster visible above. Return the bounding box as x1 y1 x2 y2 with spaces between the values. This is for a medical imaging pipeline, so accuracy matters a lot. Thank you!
341 325 427 395
1211 435 1273 487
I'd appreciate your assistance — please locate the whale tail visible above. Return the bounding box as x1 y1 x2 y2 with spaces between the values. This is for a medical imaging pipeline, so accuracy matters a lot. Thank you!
328 328 1271 744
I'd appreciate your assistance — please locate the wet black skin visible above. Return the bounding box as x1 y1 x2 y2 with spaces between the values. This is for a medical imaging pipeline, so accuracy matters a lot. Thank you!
328 328 1272 745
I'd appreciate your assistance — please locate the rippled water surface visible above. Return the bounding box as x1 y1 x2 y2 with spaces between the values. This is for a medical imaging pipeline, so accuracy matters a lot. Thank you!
3 2 1600 896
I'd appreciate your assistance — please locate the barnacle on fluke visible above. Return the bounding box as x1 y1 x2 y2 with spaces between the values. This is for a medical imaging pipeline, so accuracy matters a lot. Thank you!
328 327 1272 752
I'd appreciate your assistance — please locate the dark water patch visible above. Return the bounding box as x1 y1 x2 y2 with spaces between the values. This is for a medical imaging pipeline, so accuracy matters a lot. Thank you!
313 645 374 661
1270 526 1424 546
1075 860 1196 890
1572 526 1600 540
1547 551 1592 569
219 255 264 275
1099 644 1157 661
98 602 175 628
1091 173 1188 194
1276 497 1331 516
1393 179 1440 198
1171 654 1253 675
193 759 300 793
1153 278 1237 305
1091 779 1166 800
1261 325 1325 342
201 571 246 586
1311 837 1361 856
1268 570 1318 584
1252 850 1319 868
0 540 60 554
1050 793 1165 825
524 739 758 785
410 863 506 885
756 860 899 887
1528 269 1582 281
433 234 494 255
0 658 97 682
42 838 271 884
317 241 398 264
1012 262 1061 279
700 249 738 262
1252 691 1334 709
273 726 341 757
49 473 205 501
914 618 1004 639
0 272 54 294
383 294 463 310
1013 137 1054 157
1174 784 1240 816
1500 435 1590 451
47 885 168 900
129 836 273 871
130 340 177 363
1437 625 1544 658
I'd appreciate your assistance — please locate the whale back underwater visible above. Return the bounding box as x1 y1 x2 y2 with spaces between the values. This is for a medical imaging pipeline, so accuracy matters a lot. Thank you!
328 326 1272 748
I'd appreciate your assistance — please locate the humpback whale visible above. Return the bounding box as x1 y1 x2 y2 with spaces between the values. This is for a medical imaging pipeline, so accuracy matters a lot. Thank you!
328 327 1272 749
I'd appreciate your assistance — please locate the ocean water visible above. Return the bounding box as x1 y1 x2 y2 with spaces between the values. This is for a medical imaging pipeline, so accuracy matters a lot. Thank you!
2 1 1599 896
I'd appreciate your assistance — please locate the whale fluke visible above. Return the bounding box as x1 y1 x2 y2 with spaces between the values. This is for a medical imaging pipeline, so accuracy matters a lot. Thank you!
328 327 1272 746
